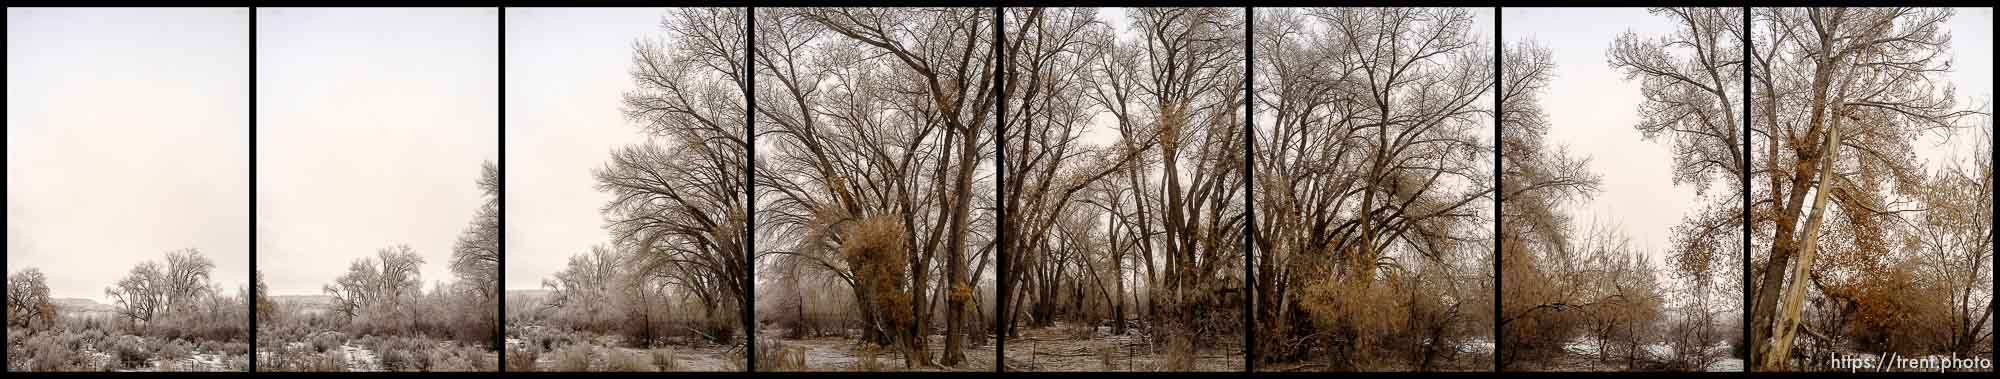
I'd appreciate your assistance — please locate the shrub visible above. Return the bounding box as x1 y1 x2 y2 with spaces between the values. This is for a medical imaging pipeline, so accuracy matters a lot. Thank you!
701 315 738 345
312 350 349 372
426 346 478 372
222 342 250 356
552 344 592 371
225 355 249 371
159 340 193 362
1164 335 1196 371
310 333 342 353
1066 322 1097 340
650 348 680 371
26 334 90 371
1098 345 1117 371
855 344 884 372
111 336 154 369
197 340 224 354
469 348 498 371
57 330 87 352
506 347 539 372
381 349 417 372
606 349 656 372
757 340 806 371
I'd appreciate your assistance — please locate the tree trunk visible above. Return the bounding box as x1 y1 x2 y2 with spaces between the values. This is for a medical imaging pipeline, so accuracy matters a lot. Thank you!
942 123 978 366
1758 111 1842 370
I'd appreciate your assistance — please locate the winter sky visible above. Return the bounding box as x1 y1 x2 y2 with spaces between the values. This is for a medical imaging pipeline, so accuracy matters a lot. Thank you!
8 8 251 301
256 8 498 295
502 7 670 291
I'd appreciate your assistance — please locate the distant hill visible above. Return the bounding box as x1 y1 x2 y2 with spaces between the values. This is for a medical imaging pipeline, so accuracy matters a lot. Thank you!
272 293 338 313
51 298 116 313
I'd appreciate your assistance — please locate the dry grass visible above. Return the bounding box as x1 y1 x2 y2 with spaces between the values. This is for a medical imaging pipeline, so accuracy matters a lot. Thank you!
854 344 885 372
755 340 807 371
1163 335 1196 371
551 344 592 371
650 348 682 371
505 347 539 372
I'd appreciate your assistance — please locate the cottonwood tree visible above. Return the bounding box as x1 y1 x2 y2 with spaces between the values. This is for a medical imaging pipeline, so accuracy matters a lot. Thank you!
161 249 217 312
755 7 994 368
1124 9 1247 346
1748 8 1984 369
453 161 501 348
998 7 1159 339
255 269 277 325
1906 123 1993 356
1257 8 1491 370
595 7 752 348
1500 30 1715 371
542 245 623 333
95 248 246 343
1596 7 1749 370
107 249 215 326
323 244 425 334
7 268 56 330
1606 7 1746 297
1496 39 1605 370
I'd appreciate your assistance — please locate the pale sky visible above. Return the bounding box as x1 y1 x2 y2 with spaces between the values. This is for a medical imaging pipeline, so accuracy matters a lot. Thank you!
503 8 670 291
1503 8 1715 263
8 8 251 302
1922 8 1993 167
1501 7 1991 274
256 8 498 295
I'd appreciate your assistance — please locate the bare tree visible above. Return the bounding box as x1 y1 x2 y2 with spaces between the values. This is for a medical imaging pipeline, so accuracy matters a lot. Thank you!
1607 7 1747 292
7 268 56 330
541 245 624 333
453 161 502 348
1258 8 1491 371
254 269 276 325
998 7 1163 343
754 7 995 368
162 249 217 312
596 7 752 350
1496 37 1606 370
1747 8 1984 369
322 244 425 333
1907 122 1994 356
109 261 166 325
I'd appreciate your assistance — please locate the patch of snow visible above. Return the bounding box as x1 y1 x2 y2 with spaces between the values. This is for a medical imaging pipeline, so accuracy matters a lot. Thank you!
1708 358 1744 372
341 343 382 372
1459 338 1495 354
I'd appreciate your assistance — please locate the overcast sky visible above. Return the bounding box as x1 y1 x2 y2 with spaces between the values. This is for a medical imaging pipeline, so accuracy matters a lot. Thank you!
1503 8 1991 263
1503 8 1722 262
257 8 497 295
1925 8 1993 166
503 8 669 291
8 8 250 302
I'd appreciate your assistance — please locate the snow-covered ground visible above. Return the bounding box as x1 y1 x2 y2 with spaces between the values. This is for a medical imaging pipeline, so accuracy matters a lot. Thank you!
268 339 383 371
1461 338 1496 355
143 351 236 372
1555 338 1741 371
40 338 246 372
1709 358 1744 372
999 324 1238 372
507 329 740 371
